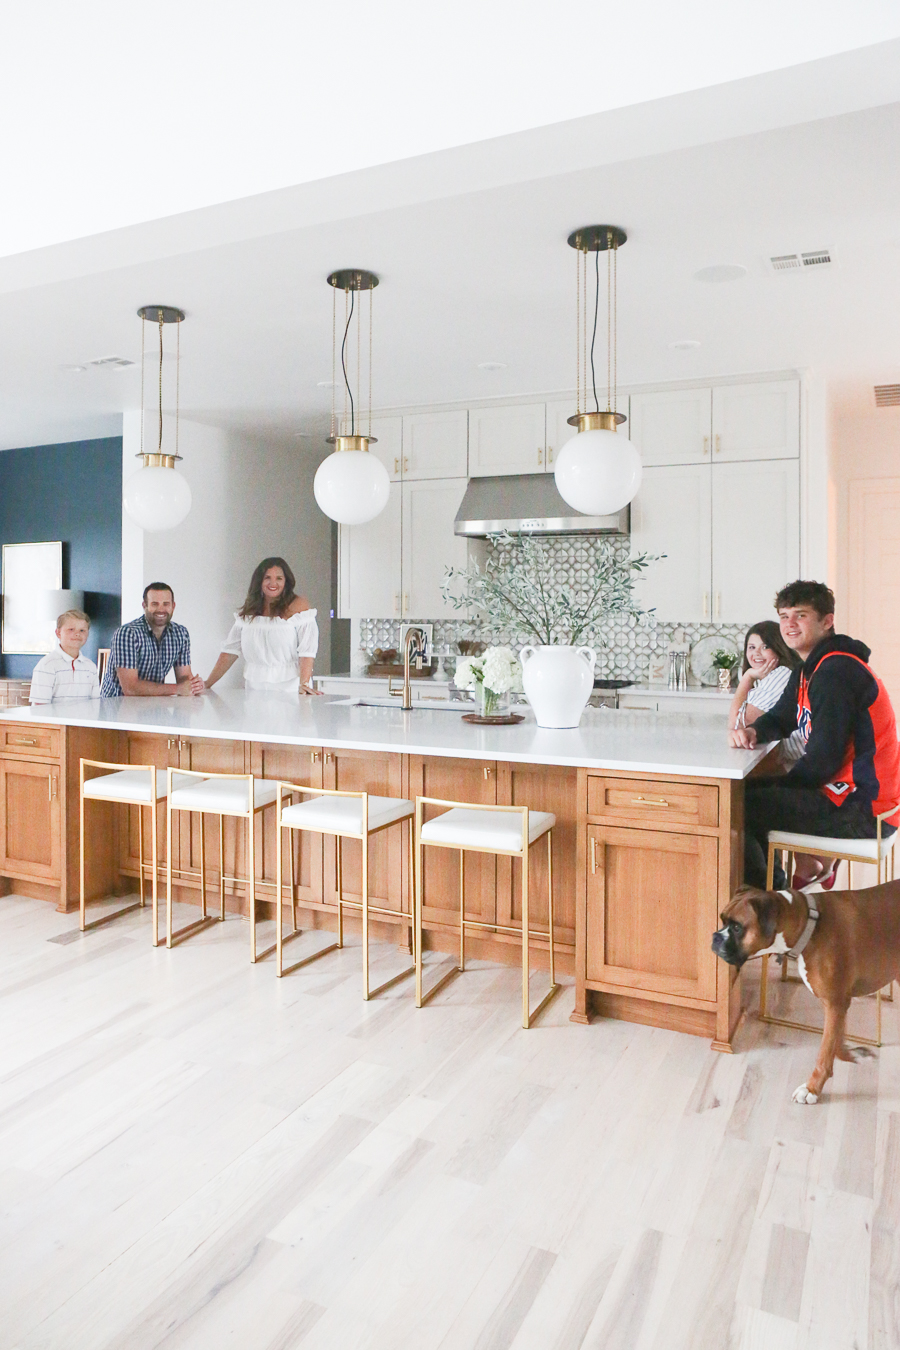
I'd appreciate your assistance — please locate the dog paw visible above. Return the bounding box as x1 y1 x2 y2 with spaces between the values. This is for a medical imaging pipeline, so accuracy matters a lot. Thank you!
792 1083 819 1105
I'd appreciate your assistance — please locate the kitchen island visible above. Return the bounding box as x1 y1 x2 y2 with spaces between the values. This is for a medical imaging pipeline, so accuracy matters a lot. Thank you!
0 691 769 1049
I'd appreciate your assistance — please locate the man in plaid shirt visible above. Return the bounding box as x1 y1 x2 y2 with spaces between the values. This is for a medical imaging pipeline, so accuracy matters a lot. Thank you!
101 582 203 698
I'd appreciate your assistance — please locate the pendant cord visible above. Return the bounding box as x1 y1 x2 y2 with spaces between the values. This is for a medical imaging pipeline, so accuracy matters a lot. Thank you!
612 240 618 415
368 287 373 437
139 316 145 456
590 245 600 414
157 313 164 454
341 287 355 434
575 247 581 417
330 286 336 441
175 316 180 459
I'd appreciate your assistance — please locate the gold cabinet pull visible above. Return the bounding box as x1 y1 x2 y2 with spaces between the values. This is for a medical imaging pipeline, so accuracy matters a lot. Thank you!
547 445 554 464
310 751 320 763
590 836 597 874
403 594 409 614
393 593 400 615
715 433 721 453
10 735 37 745
702 592 709 618
394 457 399 474
537 447 543 465
633 795 670 807
483 765 492 779
703 435 709 456
324 752 334 764
403 457 409 473
48 774 57 802
715 593 721 618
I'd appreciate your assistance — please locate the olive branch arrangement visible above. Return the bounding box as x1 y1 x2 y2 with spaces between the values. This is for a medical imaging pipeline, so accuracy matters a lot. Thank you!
442 532 659 647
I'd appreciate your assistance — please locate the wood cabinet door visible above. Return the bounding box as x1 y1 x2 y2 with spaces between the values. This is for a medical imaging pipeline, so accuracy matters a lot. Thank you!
410 756 497 931
711 380 799 462
401 478 469 619
0 757 60 882
468 404 546 476
712 459 800 623
338 482 402 619
630 389 712 466
630 464 712 622
403 410 468 479
324 748 406 927
585 824 719 1001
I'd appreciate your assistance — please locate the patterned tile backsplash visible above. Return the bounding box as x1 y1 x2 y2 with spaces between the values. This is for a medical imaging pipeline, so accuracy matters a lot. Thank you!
354 536 750 684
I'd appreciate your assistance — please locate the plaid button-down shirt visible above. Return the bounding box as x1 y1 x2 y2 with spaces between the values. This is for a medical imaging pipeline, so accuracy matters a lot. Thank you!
100 615 192 697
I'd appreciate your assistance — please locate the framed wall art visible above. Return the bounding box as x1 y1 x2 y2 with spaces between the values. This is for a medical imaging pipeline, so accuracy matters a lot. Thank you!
1 541 63 653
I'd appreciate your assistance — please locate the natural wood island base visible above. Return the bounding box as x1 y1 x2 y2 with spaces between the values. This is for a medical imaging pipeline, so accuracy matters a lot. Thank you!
1 717 747 1048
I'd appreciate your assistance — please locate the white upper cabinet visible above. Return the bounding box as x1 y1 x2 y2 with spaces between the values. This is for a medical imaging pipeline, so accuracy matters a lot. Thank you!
711 460 800 623
366 416 403 481
629 389 712 466
630 464 712 623
402 410 468 480
401 478 469 619
338 482 402 619
545 398 574 473
711 380 800 462
468 403 547 476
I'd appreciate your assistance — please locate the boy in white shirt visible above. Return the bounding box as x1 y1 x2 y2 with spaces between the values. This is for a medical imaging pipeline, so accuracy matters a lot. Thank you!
29 609 101 703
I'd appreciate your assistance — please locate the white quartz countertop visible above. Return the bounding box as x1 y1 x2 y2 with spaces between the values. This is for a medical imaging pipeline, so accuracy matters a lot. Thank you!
1 689 770 779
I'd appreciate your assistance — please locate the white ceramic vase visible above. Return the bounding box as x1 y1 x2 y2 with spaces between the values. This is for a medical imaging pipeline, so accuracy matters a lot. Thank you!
519 645 597 728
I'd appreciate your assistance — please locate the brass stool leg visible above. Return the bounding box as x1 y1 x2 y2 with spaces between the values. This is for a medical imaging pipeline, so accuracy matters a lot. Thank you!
522 845 530 1030
138 806 145 908
166 797 174 948
407 816 415 956
290 827 297 934
415 806 424 1007
548 831 555 989
199 813 207 920
219 815 225 921
249 809 257 963
276 813 283 977
459 850 466 972
362 831 370 1000
79 767 86 932
151 796 159 947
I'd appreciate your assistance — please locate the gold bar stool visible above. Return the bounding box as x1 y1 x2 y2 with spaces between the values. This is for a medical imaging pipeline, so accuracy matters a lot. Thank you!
414 797 559 1029
760 803 900 1047
80 758 195 942
275 782 416 998
166 769 279 958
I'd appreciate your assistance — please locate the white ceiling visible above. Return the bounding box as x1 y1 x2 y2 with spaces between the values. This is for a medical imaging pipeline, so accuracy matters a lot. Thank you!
3 2 900 258
1 33 900 450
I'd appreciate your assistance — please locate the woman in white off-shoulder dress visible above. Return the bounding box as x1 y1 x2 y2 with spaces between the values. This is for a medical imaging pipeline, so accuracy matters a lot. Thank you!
203 557 320 695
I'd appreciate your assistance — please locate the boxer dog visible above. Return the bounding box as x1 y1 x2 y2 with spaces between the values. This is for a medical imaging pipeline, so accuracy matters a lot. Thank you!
713 881 900 1103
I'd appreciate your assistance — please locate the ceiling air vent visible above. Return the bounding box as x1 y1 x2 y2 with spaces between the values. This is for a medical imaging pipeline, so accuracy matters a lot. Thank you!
875 385 900 408
87 355 135 369
769 249 832 273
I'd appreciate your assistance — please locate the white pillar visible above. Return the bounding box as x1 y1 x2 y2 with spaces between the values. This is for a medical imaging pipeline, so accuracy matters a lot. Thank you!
121 409 144 620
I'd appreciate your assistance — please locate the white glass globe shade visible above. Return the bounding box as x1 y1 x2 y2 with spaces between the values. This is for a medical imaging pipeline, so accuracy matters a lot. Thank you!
123 466 192 531
314 450 390 525
554 428 642 515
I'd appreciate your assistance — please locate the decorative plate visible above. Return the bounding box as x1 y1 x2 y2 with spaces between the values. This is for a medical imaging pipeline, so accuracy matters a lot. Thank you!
690 634 740 686
461 713 525 726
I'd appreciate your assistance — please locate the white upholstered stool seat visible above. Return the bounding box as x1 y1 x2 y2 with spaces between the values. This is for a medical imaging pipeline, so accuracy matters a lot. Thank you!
415 796 559 1029
275 782 416 998
169 775 278 815
166 770 279 958
84 768 199 804
281 793 413 838
420 807 555 853
761 802 900 1048
80 758 175 942
767 828 896 865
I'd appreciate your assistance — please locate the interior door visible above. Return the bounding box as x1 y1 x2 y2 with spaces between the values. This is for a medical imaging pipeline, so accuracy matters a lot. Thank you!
401 478 469 619
712 459 800 623
630 464 712 622
338 482 402 619
849 477 900 711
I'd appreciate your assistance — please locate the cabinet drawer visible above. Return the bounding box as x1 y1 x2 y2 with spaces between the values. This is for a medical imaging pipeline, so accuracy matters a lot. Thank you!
587 776 718 827
1 724 60 759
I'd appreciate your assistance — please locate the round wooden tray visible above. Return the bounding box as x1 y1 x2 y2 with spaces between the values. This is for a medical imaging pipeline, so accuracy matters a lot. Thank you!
461 712 525 726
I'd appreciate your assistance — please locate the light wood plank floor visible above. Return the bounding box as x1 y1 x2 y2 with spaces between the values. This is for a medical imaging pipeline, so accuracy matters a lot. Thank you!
0 892 895 1350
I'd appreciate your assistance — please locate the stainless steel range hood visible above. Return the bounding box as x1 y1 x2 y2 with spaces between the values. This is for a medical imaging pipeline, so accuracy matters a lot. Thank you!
454 473 629 538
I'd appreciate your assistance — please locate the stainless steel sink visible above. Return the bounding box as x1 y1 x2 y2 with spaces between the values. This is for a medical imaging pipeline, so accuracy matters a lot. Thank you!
352 697 470 712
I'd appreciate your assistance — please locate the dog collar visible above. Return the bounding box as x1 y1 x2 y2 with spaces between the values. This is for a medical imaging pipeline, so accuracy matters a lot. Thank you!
778 888 820 956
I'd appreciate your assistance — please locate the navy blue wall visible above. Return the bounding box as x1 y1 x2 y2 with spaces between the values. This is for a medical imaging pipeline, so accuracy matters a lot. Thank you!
0 437 122 677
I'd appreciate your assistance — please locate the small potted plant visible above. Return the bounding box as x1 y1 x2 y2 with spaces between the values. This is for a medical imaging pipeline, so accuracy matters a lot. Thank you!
711 649 739 690
454 646 522 720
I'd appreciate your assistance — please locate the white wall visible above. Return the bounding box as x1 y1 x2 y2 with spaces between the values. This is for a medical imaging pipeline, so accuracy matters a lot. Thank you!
123 418 332 685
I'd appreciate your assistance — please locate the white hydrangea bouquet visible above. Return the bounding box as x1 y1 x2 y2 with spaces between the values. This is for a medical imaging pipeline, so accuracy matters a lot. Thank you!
454 645 522 717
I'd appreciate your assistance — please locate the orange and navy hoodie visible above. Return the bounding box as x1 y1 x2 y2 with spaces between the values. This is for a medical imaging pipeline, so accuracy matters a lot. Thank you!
751 634 900 821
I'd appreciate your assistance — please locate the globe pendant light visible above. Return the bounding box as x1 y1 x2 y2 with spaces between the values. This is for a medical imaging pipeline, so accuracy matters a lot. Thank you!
314 268 390 526
123 305 192 532
554 226 642 516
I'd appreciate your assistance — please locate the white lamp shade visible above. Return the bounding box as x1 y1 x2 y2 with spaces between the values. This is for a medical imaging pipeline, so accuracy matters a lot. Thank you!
314 449 390 525
554 427 642 515
123 466 192 531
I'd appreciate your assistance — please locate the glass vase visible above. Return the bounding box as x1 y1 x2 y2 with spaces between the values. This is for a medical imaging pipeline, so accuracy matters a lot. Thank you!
476 684 509 718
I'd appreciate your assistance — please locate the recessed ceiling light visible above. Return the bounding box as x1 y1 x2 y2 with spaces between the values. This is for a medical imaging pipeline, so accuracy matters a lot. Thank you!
317 379 336 388
477 361 507 371
694 264 747 284
60 364 87 373
670 339 701 350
